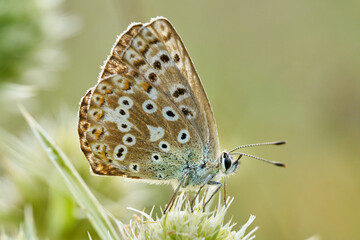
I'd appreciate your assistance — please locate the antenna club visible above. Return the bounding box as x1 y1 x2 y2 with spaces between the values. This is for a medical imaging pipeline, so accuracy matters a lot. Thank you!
275 141 287 145
275 163 286 167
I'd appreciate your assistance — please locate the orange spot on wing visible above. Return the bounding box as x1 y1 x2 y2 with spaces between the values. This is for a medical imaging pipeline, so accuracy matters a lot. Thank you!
123 79 131 90
140 82 152 93
97 145 111 162
95 111 103 120
92 94 105 106
93 127 104 139
98 97 104 106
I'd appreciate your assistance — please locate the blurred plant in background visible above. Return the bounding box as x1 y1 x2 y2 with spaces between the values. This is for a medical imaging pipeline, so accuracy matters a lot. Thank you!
0 108 159 239
0 0 82 238
0 0 79 125
0 207 40 240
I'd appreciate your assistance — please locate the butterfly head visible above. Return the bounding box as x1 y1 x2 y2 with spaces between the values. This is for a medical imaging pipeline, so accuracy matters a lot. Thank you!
219 152 241 175
218 140 287 176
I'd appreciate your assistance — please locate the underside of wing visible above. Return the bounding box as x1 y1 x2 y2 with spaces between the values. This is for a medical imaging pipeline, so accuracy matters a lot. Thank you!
101 18 220 159
78 17 220 182
78 88 134 177
149 18 220 156
84 73 204 181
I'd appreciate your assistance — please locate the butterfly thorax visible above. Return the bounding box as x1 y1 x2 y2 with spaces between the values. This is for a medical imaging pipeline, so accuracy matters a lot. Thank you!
169 147 221 188
181 162 220 188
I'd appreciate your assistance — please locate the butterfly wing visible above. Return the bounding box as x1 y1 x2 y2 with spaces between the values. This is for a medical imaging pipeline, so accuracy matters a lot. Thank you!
78 17 219 182
85 72 207 181
149 18 220 157
78 23 144 178
102 18 220 159
100 22 143 78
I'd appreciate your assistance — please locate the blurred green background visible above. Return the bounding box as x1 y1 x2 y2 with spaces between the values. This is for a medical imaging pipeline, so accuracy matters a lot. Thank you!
1 0 359 239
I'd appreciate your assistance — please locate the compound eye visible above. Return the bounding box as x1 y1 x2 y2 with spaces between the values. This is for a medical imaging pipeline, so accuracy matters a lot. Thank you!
221 153 232 172
224 155 232 170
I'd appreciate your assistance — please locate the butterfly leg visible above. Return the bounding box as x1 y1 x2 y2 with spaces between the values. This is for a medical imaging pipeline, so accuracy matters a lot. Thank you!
163 172 189 214
203 181 222 212
190 174 213 212
202 187 209 209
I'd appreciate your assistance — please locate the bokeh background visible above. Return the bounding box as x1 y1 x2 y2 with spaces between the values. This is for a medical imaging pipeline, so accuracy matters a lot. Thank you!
1 0 359 239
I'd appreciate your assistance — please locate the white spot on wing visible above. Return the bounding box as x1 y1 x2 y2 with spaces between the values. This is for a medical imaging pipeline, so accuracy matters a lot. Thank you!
97 81 112 95
122 133 136 146
147 125 164 142
180 105 196 120
118 96 133 109
159 141 170 152
117 119 132 132
112 76 134 94
123 48 145 69
177 129 190 144
129 163 140 173
162 106 178 121
131 38 148 56
92 143 109 155
151 153 162 162
142 100 157 114
170 84 189 102
149 50 171 74
113 145 127 161
115 106 130 118
144 69 160 86
140 28 158 45
146 87 158 100
91 93 104 106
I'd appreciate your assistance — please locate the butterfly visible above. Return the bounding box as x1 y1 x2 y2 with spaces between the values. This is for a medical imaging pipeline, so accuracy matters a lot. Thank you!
78 17 285 213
